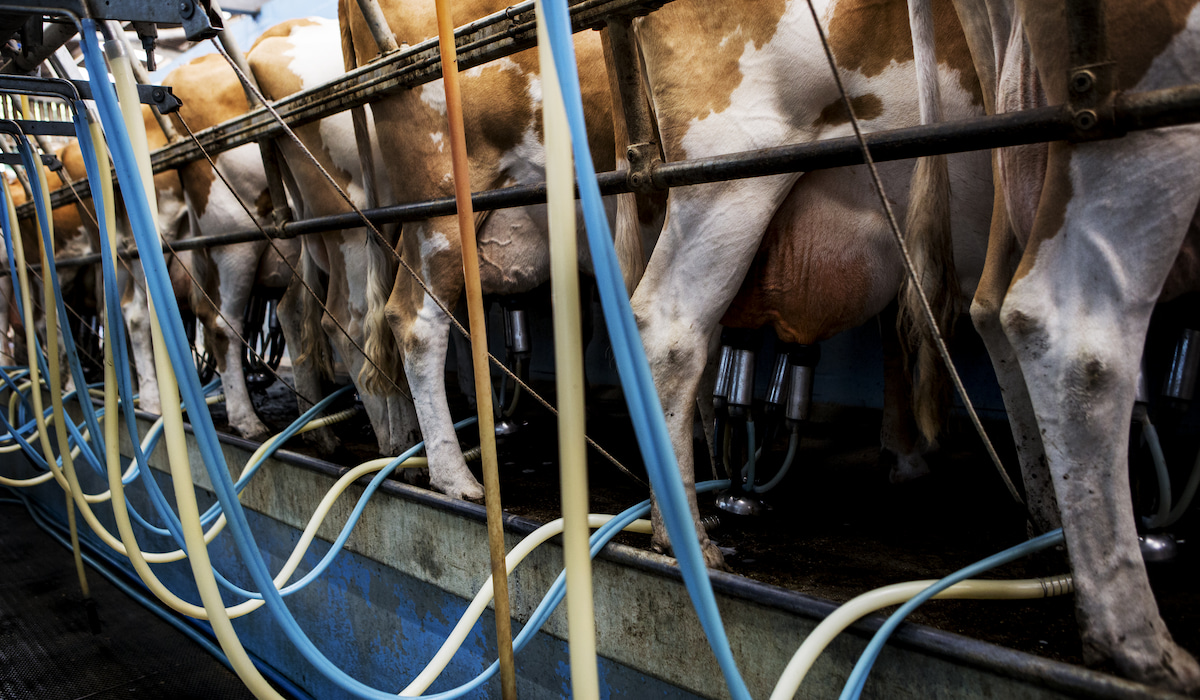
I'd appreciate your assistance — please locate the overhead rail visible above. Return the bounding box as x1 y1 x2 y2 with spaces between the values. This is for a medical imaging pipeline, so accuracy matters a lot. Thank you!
12 0 669 220
18 79 1200 274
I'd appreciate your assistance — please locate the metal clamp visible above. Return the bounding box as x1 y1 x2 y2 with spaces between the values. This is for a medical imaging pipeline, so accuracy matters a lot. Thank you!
1065 0 1121 141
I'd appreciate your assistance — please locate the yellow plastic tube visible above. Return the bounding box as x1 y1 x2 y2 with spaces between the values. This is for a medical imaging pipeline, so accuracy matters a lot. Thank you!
534 3 599 698
401 514 652 696
106 45 285 700
22 125 91 599
768 574 1074 700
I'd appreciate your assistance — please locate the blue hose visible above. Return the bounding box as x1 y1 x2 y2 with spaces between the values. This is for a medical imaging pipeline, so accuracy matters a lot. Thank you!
839 528 1065 700
537 4 751 697
83 13 744 699
13 134 108 464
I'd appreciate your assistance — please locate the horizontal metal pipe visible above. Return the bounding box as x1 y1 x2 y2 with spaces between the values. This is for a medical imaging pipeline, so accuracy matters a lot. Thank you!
15 0 664 220
20 82 1200 274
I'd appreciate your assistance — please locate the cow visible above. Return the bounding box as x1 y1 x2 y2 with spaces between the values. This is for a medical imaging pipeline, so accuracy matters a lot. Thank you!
136 54 335 448
617 0 989 568
338 0 644 500
5 143 105 392
246 17 418 458
929 0 1200 690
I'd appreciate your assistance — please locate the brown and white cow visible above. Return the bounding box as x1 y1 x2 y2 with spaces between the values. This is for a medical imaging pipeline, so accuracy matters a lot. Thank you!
339 0 640 499
7 144 106 392
247 17 418 458
623 0 991 567
936 0 1200 690
121 55 330 447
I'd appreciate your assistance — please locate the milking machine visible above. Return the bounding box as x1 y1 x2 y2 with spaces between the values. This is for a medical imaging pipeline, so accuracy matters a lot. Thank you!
715 330 818 517
494 296 530 436
242 292 284 390
1135 325 1200 562
0 4 1124 700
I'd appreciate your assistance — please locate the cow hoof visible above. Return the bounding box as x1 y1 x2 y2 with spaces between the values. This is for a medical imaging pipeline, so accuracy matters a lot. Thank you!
236 420 272 441
432 475 485 502
1128 643 1200 696
889 453 931 484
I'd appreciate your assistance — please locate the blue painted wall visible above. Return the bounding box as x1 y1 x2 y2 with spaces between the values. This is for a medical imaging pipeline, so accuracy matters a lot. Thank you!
9 454 703 699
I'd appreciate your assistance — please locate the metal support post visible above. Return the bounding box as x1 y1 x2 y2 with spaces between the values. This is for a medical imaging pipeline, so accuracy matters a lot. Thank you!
258 138 292 229
355 0 400 56
1065 0 1119 139
604 13 661 193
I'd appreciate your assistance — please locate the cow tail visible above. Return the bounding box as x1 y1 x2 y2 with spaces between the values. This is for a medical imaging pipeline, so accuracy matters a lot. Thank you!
358 236 402 396
898 0 960 445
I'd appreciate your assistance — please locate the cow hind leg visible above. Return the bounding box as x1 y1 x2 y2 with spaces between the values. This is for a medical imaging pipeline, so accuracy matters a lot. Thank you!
391 291 483 502
123 280 160 414
1005 135 1200 692
970 185 1059 532
277 277 339 454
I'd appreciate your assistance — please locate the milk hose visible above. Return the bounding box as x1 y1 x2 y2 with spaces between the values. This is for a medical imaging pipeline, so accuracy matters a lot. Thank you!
430 2 516 694
535 3 599 697
538 5 750 696
89 30 496 696
3 485 316 700
16 132 109 467
414 479 729 700
0 146 92 598
72 82 395 612
838 528 1065 700
770 571 1073 699
401 513 653 696
90 16 743 700
87 28 284 700
1139 413 1200 528
4 149 212 561
749 426 798 494
1141 414 1172 529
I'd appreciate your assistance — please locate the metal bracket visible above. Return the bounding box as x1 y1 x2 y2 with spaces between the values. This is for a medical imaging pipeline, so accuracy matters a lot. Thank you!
605 13 663 193
70 81 183 115
0 74 180 114
1 0 223 42
0 74 80 103
0 152 59 168
1065 0 1122 141
9 119 74 136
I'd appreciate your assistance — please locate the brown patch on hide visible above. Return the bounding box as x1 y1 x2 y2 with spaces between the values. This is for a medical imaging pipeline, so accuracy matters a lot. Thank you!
1012 143 1072 285
255 189 273 219
812 93 884 128
247 24 360 199
829 0 982 106
636 0 787 157
163 54 251 221
1018 0 1200 101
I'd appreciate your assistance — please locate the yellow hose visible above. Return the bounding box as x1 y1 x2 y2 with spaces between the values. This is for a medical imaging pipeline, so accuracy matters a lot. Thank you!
402 514 652 696
768 574 1075 699
108 47 285 700
533 4 599 698
22 119 92 600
